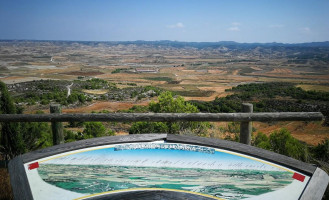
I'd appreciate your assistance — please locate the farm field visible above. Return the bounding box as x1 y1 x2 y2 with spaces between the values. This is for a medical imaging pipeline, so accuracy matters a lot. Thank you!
2 41 329 99
1 40 329 145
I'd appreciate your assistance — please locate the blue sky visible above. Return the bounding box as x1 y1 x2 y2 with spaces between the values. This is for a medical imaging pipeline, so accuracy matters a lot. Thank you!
1 0 328 43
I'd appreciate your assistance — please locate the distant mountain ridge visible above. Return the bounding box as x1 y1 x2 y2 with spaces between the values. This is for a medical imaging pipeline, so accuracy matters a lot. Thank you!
1 39 329 49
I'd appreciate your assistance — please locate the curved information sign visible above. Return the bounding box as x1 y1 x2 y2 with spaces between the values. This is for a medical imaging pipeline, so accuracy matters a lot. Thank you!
23 140 310 200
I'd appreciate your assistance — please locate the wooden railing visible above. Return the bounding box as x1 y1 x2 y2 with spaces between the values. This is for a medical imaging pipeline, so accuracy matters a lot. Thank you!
0 103 324 146
1 104 327 198
0 103 325 169
0 111 323 123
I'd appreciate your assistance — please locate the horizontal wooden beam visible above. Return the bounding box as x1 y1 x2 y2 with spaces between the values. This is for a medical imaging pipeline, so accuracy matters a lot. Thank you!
0 112 324 122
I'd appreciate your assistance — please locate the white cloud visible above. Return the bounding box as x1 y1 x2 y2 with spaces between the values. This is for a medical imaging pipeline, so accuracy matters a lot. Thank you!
227 22 241 31
232 22 241 26
167 22 185 29
176 22 184 28
269 24 284 28
227 26 240 31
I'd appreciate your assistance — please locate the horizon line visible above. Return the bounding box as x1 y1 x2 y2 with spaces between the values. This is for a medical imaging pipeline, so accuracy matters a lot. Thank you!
1 39 329 45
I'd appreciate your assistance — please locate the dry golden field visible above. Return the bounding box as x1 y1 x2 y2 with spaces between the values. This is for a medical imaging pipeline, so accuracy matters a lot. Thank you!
1 41 329 145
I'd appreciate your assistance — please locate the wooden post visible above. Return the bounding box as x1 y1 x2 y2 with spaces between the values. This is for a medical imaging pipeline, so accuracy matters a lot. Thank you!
50 104 64 145
240 103 253 145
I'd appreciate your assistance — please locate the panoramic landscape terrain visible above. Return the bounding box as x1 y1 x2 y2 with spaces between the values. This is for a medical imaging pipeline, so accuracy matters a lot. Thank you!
2 40 329 199
1 0 329 199
1 40 329 144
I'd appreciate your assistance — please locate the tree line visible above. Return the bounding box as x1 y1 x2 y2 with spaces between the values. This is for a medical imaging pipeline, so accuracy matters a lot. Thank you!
2 80 329 197
191 82 329 125
1 81 329 169
0 81 114 160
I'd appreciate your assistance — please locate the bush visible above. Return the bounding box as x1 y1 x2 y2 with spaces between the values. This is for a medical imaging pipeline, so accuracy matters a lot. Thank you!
129 122 168 134
130 91 209 136
311 139 329 162
108 129 115 136
83 122 106 138
253 132 271 150
252 128 309 162
20 122 52 150
82 122 115 139
68 121 84 128
64 130 77 143
269 128 309 161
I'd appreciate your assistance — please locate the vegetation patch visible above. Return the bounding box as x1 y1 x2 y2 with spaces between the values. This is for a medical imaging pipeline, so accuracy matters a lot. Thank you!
129 91 210 136
64 71 104 76
192 82 329 125
82 89 108 95
111 68 132 74
297 84 329 92
7 79 164 106
174 90 215 97
144 76 173 82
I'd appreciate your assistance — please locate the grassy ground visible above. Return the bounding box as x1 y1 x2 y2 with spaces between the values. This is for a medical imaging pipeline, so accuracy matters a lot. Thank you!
297 84 329 92
253 121 329 145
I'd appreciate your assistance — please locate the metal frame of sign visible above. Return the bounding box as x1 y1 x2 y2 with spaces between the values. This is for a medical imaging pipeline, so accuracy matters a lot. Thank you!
8 134 329 200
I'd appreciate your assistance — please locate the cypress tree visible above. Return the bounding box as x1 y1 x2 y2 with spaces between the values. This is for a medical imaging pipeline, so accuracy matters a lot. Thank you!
0 81 25 159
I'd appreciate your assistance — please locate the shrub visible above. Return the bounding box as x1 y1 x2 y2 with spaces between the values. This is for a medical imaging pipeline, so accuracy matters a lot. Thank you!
130 91 209 136
252 128 309 162
311 139 329 162
83 122 106 138
253 132 271 150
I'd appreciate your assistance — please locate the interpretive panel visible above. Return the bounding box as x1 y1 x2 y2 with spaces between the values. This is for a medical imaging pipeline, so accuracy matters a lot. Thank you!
23 141 311 200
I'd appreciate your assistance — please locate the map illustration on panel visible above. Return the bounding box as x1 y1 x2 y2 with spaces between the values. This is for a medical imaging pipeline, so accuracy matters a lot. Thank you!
24 141 310 200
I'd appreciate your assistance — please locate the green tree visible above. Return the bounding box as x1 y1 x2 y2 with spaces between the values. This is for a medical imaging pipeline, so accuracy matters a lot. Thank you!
1 82 52 159
129 91 209 136
0 81 25 159
269 128 309 161
64 129 77 143
228 122 240 134
40 99 50 105
253 132 271 150
67 93 78 104
20 122 52 150
149 91 198 113
83 122 106 138
68 121 84 128
254 128 310 162
252 128 309 162
129 122 168 134
78 93 86 103
311 139 329 162
108 129 116 136
222 122 241 142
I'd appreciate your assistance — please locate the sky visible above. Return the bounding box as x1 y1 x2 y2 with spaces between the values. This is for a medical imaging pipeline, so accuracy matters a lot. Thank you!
0 0 328 43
